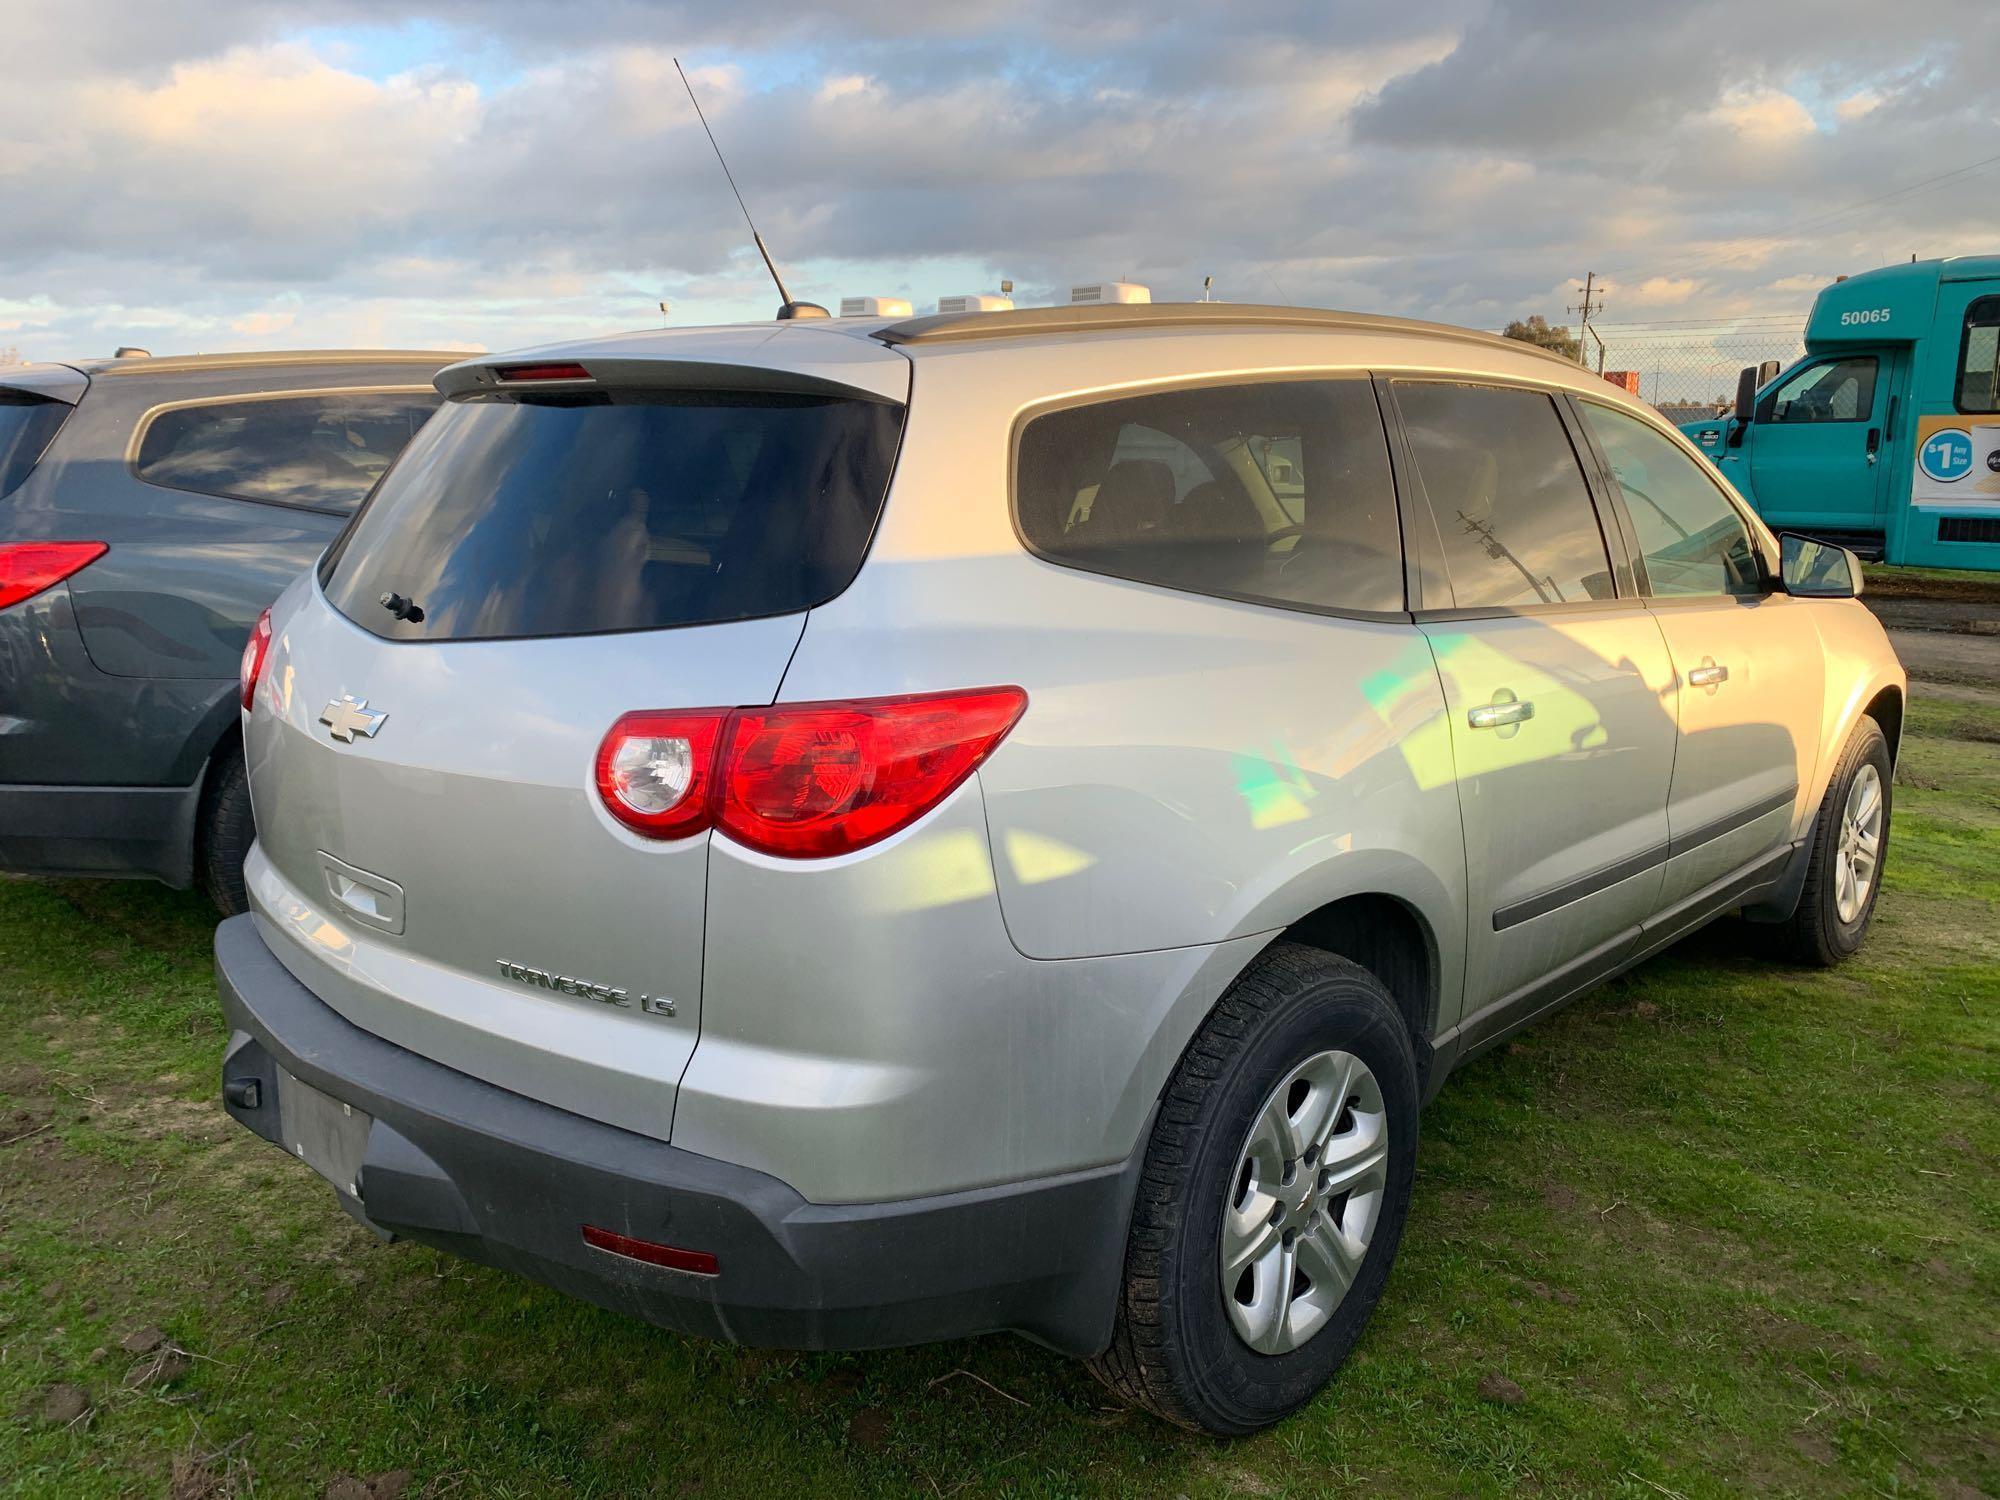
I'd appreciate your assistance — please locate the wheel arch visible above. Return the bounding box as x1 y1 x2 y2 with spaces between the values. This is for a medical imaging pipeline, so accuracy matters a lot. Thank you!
1272 893 1441 1066
1864 683 1903 768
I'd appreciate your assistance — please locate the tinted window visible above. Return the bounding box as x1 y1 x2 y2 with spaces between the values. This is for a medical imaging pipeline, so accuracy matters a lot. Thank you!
1957 295 1999 414
0 391 73 500
1394 382 1614 609
1015 380 1403 615
136 391 440 513
1580 402 1760 597
320 389 905 642
1762 357 1876 424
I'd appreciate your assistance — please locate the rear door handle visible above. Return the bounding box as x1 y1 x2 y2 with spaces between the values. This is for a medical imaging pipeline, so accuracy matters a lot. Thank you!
1467 696 1534 730
1687 662 1729 688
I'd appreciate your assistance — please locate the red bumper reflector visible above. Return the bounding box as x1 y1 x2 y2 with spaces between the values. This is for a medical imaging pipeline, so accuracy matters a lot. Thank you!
581 1224 720 1276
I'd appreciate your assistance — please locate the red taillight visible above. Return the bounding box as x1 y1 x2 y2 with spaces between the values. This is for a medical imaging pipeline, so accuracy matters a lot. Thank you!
0 541 107 610
592 688 1028 857
240 608 273 712
721 689 1027 857
581 1224 719 1277
594 709 727 839
494 362 592 382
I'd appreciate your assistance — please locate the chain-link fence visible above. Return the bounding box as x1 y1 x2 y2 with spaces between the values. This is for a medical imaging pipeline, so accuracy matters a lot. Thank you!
1551 325 1807 425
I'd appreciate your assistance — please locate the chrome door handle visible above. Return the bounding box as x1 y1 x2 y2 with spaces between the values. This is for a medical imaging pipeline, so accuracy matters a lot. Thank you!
1687 662 1729 688
1468 697 1534 730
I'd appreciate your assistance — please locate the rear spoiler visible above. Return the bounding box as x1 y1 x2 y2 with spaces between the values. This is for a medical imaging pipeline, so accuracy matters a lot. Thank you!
434 355 907 406
0 362 89 405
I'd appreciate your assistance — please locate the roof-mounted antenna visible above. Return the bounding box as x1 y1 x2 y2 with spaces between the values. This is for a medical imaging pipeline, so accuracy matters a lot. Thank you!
674 58 827 322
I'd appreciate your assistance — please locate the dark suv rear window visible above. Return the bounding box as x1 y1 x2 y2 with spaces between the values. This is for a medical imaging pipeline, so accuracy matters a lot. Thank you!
319 388 905 641
0 391 74 500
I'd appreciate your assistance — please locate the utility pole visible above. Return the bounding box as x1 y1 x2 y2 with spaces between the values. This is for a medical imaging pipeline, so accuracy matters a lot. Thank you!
1568 272 1604 370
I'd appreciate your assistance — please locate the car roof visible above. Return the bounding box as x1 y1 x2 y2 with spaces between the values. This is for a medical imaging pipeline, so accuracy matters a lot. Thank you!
443 302 1604 408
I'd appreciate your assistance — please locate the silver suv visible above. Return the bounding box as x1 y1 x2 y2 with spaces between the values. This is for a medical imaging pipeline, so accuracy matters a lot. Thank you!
214 303 1906 1433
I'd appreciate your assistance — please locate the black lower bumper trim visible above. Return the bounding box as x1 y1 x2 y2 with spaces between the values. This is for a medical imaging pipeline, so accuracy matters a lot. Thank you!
0 781 201 886
214 915 1139 1357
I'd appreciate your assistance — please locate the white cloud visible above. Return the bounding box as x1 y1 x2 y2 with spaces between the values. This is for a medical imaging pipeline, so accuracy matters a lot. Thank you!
0 0 1992 362
1835 88 1885 122
1706 86 1817 148
229 310 298 336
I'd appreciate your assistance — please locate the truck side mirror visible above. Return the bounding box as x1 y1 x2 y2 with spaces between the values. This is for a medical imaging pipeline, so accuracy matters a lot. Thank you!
1732 366 1759 426
1777 532 1861 599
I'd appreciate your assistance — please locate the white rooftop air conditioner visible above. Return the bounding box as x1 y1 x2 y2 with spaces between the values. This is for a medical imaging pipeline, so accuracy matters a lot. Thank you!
1068 282 1151 306
838 296 914 318
936 294 1015 314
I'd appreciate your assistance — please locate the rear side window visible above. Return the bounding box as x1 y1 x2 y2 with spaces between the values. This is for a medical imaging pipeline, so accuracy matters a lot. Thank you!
135 391 440 514
319 389 905 642
0 391 73 500
1957 295 1999 414
1578 402 1760 597
1393 382 1615 610
1014 379 1405 616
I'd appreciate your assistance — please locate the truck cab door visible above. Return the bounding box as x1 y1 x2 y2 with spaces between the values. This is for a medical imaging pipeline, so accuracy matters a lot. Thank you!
1745 352 1893 542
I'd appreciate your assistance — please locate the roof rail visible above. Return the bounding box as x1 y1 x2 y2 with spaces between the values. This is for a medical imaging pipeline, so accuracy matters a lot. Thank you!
874 301 1580 367
87 349 468 375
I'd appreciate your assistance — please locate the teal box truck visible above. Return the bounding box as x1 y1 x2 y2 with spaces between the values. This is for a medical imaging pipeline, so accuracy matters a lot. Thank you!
1681 256 2000 570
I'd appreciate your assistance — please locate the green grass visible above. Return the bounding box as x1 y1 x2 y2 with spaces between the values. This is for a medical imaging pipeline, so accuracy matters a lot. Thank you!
3 703 1996 1498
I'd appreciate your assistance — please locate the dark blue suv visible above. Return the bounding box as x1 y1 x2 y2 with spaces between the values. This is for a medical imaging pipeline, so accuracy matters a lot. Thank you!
0 349 448 909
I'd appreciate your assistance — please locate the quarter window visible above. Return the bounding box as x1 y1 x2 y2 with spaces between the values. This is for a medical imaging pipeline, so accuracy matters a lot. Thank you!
1014 379 1404 615
1578 402 1760 597
135 391 441 513
1956 295 1999 414
1761 357 1877 424
1393 382 1615 609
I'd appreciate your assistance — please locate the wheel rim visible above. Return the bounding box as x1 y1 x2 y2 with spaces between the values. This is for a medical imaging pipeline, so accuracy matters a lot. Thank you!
1834 763 1884 925
1220 1048 1388 1356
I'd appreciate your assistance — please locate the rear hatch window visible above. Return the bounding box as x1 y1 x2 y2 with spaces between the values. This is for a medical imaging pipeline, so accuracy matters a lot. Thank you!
0 391 74 499
319 388 906 641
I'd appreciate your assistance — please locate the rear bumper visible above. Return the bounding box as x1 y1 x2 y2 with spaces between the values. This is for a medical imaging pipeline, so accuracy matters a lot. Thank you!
0 780 201 885
214 915 1140 1357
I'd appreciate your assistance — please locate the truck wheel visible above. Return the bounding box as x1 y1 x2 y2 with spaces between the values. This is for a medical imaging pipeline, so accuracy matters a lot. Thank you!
1777 716 1891 967
1089 942 1418 1434
196 744 254 916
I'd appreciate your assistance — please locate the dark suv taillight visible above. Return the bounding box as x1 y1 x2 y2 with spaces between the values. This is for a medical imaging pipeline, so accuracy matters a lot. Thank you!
0 541 106 610
595 688 1028 857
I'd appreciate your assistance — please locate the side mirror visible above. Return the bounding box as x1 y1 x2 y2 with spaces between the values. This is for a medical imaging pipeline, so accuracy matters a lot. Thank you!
1777 531 1862 599
1732 365 1759 425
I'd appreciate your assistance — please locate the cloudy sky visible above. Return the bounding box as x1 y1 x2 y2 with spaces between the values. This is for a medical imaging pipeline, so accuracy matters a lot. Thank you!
2 0 1995 364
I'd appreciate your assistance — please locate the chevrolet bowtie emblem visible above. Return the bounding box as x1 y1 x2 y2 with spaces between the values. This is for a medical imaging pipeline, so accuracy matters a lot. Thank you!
319 695 388 743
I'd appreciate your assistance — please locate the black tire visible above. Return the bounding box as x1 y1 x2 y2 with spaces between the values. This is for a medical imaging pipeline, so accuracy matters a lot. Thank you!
1089 942 1419 1434
1776 716 1891 967
196 744 254 916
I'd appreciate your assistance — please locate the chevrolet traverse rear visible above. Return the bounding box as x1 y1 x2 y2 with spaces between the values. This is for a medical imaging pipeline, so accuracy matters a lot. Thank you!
217 305 1905 1433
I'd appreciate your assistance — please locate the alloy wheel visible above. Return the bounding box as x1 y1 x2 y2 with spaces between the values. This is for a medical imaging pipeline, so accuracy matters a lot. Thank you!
1219 1048 1388 1355
1834 762 1884 924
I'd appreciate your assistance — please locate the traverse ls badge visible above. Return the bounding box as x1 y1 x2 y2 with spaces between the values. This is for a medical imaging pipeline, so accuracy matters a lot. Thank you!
495 958 678 1018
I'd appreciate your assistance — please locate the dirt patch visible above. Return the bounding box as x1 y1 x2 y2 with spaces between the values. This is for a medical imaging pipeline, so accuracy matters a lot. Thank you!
1861 570 2000 606
1888 629 2000 692
105 1095 233 1145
